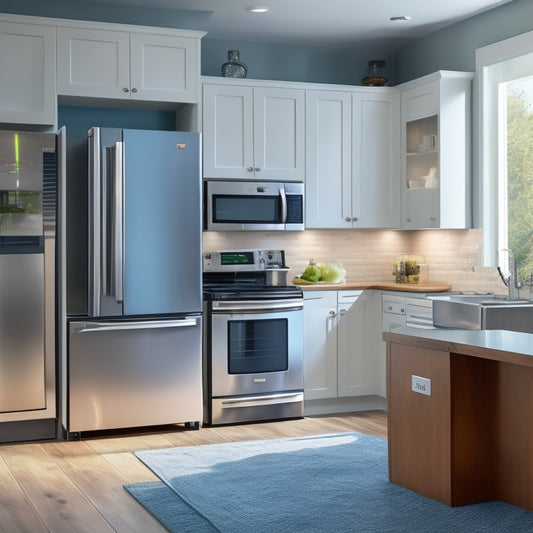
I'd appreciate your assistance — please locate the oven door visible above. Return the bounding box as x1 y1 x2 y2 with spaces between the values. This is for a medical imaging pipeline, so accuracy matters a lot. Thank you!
209 298 304 398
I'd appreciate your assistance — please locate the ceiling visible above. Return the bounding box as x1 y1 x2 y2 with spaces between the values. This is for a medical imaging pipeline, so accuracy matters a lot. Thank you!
79 0 515 49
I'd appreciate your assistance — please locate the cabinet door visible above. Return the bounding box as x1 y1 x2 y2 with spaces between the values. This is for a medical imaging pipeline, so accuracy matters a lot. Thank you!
253 87 305 181
337 290 379 397
402 81 439 121
352 91 401 228
303 292 338 400
130 33 198 103
57 27 130 99
0 22 56 125
202 84 254 178
400 73 472 229
305 90 352 228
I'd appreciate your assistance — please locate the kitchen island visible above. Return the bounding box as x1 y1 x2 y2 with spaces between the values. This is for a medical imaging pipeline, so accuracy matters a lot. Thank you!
384 327 533 511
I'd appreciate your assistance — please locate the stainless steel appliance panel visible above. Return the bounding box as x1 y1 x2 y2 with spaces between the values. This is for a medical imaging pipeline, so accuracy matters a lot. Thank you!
211 392 304 426
204 180 304 231
68 317 202 432
123 129 201 316
89 128 202 318
0 253 45 412
0 131 55 238
210 300 304 397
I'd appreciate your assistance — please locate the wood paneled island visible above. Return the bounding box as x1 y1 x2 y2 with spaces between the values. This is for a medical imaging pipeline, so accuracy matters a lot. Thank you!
384 328 533 511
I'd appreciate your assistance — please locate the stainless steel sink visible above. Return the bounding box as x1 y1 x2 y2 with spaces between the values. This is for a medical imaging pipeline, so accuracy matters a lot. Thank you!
431 294 533 332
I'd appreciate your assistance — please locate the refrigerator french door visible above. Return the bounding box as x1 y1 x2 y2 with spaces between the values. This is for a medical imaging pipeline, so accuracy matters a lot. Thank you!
67 128 202 436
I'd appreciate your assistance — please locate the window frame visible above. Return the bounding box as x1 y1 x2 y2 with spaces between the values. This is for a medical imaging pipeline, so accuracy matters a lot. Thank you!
476 31 533 268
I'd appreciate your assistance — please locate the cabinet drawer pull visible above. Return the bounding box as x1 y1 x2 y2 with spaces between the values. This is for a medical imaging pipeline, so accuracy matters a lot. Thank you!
131 87 137 93
123 87 129 93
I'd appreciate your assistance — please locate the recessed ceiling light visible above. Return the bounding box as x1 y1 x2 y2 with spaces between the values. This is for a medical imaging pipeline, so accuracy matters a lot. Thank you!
390 16 412 22
245 6 270 13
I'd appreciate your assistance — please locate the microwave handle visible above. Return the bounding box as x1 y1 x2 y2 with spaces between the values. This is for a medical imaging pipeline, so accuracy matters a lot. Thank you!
280 187 287 223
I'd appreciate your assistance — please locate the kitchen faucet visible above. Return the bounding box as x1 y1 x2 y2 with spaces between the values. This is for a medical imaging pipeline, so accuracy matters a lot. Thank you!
498 248 520 300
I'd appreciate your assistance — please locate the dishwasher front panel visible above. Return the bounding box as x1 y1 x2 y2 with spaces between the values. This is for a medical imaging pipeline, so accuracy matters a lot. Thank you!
68 316 202 433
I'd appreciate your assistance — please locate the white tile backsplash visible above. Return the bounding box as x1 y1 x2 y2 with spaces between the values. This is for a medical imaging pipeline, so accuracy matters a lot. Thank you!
203 228 507 294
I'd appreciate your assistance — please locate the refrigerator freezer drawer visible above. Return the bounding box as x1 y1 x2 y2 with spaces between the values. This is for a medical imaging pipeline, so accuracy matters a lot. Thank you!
68 316 202 433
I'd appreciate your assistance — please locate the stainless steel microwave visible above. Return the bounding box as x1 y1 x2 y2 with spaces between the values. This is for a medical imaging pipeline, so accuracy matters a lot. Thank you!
204 180 304 231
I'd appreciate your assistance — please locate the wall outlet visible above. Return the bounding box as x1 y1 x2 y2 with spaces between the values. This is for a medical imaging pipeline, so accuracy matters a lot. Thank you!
411 375 431 396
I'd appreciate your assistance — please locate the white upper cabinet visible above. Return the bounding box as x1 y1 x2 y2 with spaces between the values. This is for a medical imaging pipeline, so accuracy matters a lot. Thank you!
0 20 56 125
57 25 202 103
400 71 473 229
306 88 400 229
305 90 352 228
352 91 401 228
202 80 305 180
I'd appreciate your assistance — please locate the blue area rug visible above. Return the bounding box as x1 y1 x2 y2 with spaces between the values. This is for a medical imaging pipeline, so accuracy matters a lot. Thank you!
124 432 533 532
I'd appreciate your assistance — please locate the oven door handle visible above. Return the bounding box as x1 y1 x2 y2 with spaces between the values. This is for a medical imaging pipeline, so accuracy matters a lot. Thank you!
211 299 304 313
220 392 304 409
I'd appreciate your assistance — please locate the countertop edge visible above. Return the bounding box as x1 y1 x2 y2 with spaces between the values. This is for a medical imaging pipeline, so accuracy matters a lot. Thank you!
295 282 452 293
384 327 533 367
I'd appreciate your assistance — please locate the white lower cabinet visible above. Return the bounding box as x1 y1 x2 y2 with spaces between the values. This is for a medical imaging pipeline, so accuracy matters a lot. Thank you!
303 290 380 403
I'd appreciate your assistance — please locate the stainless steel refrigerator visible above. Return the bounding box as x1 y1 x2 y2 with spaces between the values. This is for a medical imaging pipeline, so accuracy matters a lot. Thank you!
67 128 202 437
0 130 61 443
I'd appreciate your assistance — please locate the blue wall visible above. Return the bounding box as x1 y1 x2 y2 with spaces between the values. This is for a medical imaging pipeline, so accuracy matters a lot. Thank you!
394 0 533 83
1 0 532 85
0 0 391 86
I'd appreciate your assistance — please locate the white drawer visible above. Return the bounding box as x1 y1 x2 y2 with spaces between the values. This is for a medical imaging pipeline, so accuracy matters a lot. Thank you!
382 295 406 315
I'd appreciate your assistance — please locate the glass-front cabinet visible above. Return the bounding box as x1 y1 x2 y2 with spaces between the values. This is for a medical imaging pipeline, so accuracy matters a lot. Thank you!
400 71 473 229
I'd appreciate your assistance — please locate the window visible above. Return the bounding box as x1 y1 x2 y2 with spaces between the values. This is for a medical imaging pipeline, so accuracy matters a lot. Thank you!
477 32 533 279
502 77 533 279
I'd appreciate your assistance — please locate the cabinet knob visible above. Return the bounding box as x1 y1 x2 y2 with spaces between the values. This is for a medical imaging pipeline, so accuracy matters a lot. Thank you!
254 167 261 172
406 218 412 223
329 310 336 317
131 88 137 93
352 217 359 222
345 217 352 222
430 216 437 221
123 87 129 93
339 309 347 316
247 167 254 172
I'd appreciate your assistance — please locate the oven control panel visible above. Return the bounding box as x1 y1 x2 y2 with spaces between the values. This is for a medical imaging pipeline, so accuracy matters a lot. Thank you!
203 249 286 272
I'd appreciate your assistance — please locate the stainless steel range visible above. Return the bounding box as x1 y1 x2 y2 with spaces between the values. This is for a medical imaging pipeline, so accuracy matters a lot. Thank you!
203 249 304 426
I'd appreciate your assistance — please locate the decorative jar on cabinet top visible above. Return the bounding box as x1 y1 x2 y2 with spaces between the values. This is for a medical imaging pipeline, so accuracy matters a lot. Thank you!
221 50 248 78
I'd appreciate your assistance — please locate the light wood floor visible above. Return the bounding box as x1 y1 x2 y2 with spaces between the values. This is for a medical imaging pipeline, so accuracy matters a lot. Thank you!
0 411 386 533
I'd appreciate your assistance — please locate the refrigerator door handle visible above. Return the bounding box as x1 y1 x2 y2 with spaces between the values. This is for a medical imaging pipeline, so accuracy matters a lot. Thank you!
73 318 199 334
114 141 124 304
89 128 102 317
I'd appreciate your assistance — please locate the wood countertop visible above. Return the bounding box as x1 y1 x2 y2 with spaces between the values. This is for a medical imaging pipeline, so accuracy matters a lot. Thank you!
384 327 533 367
295 281 452 293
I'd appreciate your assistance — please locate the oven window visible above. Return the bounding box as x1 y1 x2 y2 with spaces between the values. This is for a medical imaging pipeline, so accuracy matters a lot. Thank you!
227 318 288 374
213 195 281 223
